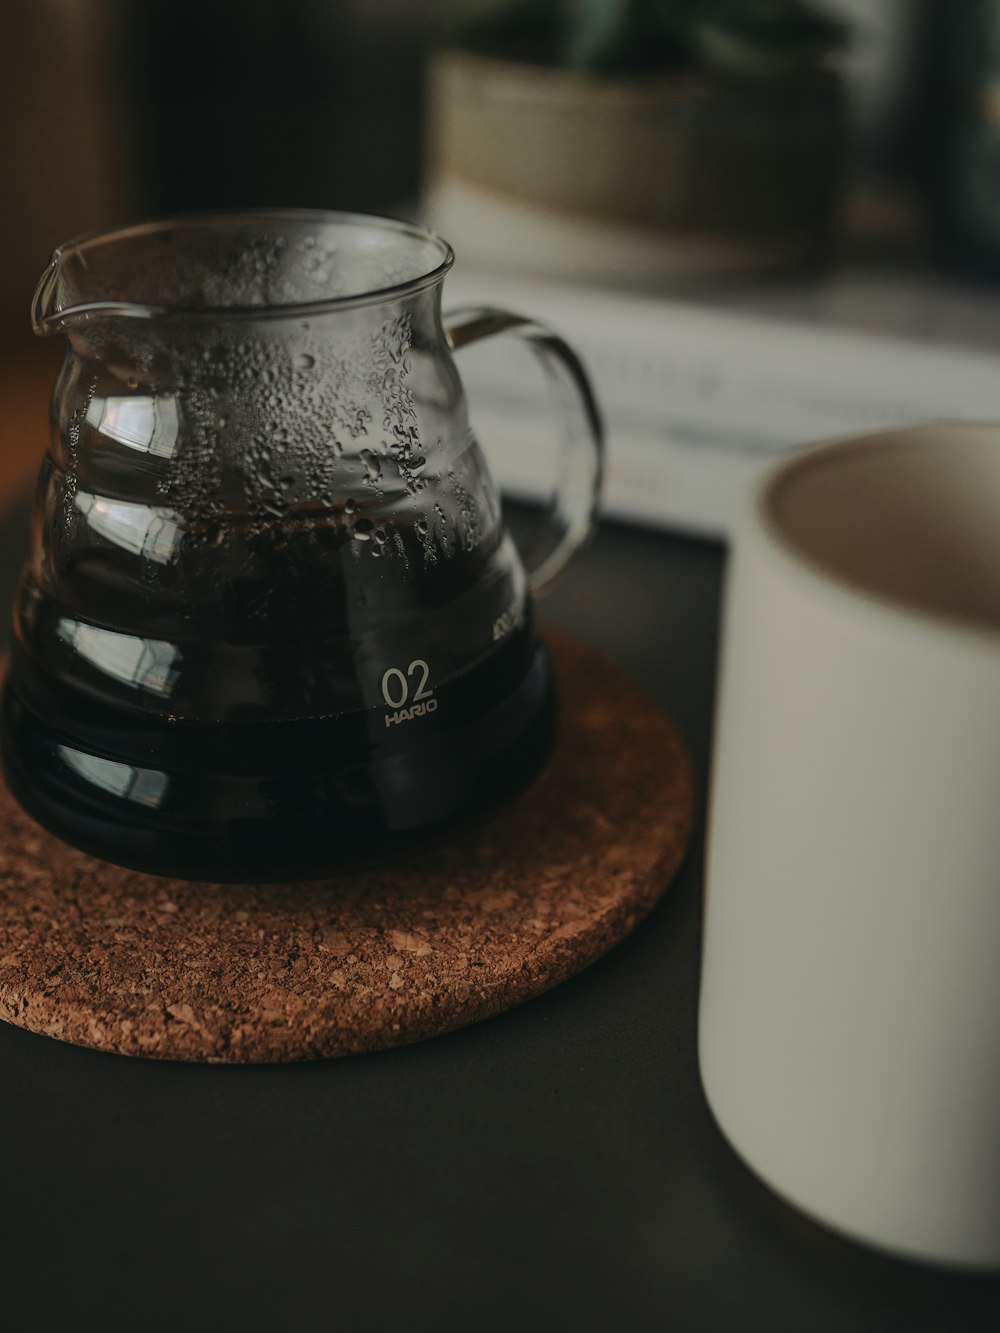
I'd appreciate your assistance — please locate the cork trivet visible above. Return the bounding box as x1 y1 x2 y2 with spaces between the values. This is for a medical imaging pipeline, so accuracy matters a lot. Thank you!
0 632 694 1063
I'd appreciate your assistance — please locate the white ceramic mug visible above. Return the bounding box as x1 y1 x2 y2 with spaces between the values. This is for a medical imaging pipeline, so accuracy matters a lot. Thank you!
700 422 1000 1269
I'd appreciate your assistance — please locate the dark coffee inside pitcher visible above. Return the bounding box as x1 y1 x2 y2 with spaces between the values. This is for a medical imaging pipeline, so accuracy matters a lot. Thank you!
2 473 556 881
1 612 555 882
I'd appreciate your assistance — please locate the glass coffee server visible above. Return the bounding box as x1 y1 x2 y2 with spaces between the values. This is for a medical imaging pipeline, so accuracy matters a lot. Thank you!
2 211 603 879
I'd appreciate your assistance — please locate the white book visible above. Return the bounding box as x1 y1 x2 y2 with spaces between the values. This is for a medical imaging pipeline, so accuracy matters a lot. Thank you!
445 269 1000 538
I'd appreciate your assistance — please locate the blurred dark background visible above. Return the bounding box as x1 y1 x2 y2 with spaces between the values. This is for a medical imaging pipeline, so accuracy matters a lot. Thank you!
5 1 1000 317
0 0 426 335
3 0 1000 493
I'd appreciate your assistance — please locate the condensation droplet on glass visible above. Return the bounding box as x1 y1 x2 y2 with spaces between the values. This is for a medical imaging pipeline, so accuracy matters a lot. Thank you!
345 497 357 516
414 518 428 536
374 528 387 546
351 517 374 541
294 352 315 371
393 529 410 570
127 376 139 390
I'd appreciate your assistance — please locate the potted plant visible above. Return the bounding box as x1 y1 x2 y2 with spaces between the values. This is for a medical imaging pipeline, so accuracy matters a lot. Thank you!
427 0 848 285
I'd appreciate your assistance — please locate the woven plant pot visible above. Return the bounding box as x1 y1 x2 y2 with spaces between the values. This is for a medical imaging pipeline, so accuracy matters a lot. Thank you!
426 49 845 284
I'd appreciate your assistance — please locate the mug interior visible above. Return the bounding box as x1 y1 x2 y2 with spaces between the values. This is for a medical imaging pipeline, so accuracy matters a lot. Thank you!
47 211 453 319
765 424 1000 633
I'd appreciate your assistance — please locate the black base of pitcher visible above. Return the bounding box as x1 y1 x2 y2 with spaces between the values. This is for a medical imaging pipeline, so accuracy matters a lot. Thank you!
0 629 557 882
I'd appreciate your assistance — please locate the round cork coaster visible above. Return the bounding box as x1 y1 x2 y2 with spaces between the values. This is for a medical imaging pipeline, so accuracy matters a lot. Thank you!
0 631 694 1063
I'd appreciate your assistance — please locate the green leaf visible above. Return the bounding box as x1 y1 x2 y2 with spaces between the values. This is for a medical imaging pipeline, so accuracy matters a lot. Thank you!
447 0 845 78
690 0 848 77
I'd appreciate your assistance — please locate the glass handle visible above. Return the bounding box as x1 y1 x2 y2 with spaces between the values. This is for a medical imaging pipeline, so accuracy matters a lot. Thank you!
445 306 604 595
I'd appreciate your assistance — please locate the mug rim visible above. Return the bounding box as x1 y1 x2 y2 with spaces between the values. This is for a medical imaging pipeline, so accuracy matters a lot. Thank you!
752 421 1000 652
33 208 456 333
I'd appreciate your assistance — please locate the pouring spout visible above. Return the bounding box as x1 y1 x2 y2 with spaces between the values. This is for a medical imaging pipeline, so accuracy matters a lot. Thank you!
31 245 162 336
30 257 63 337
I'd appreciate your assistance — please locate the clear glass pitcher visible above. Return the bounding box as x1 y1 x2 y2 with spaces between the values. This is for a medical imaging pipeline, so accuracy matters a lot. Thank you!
1 211 602 880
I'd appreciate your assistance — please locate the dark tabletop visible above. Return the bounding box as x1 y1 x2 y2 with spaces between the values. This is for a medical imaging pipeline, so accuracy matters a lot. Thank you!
1 507 998 1333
